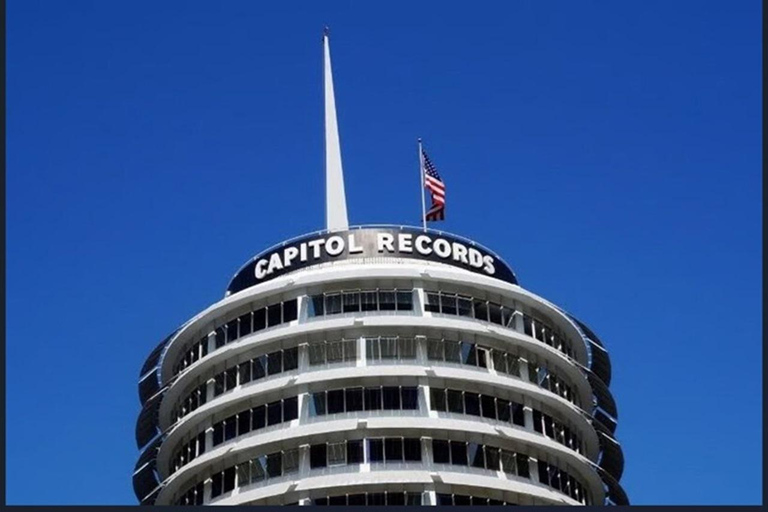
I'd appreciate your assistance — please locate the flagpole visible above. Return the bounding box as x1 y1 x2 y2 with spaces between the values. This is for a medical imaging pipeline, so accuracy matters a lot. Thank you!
418 138 427 232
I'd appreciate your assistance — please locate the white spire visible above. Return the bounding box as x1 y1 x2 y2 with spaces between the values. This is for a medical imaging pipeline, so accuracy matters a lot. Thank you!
323 27 349 232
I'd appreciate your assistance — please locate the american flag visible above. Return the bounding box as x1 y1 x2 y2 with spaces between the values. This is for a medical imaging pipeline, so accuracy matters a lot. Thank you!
423 149 445 221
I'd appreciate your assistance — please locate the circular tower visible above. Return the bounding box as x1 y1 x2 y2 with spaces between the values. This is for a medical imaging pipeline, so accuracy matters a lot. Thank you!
133 226 628 506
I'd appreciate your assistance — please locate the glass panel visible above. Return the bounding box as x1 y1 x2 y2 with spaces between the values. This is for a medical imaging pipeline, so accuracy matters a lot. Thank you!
346 387 364 412
215 327 226 348
464 392 481 416
433 439 450 464
225 368 237 390
237 461 250 488
283 347 298 371
347 439 364 463
366 337 379 360
325 293 342 315
469 442 485 468
343 339 357 361
424 292 441 313
501 450 517 475
267 401 282 425
211 472 223 497
224 417 237 440
401 387 418 410
226 320 238 342
239 361 252 385
253 308 266 331
507 355 520 377
398 337 416 359
266 452 282 478
481 394 496 419
406 492 422 505
430 388 446 411
517 453 530 478
214 373 225 396
461 342 477 365
454 495 470 505
283 396 298 421
474 299 489 322
440 293 457 315
327 341 343 363
251 456 266 483
436 494 453 506
309 343 326 365
477 348 488 368
388 492 406 506
282 299 298 322
485 446 500 470
252 405 266 430
310 295 324 317
368 438 384 462
450 441 468 466
492 350 507 373
427 339 444 360
396 290 413 311
444 341 461 363
329 496 346 506
328 442 346 466
533 410 543 433
404 438 422 461
361 290 378 311
384 437 403 461
497 398 511 423
382 386 401 410
447 389 464 413
380 337 398 359
378 290 396 311
342 291 360 312
368 493 385 505
457 296 473 317
309 444 327 468
365 387 382 410
502 307 515 327
267 304 282 327
327 389 345 414
267 351 283 375
238 410 251 435
489 303 502 325
283 449 299 474
239 313 252 337
253 355 266 380
349 494 366 506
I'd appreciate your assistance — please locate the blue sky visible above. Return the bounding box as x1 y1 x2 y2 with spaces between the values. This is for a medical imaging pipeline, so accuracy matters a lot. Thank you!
6 0 761 505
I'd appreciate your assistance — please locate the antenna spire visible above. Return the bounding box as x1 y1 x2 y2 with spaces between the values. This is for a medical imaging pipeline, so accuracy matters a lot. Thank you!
322 27 349 232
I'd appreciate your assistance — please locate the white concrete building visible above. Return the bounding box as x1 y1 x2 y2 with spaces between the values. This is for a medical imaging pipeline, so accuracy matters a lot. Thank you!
132 31 627 506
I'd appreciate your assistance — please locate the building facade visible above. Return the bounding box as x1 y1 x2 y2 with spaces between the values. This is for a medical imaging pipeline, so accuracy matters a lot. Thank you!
133 226 628 506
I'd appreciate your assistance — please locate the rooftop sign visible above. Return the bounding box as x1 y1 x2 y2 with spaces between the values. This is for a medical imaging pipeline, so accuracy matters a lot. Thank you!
227 226 517 295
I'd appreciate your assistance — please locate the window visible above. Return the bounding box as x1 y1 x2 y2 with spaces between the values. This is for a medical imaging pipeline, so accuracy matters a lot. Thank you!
343 291 360 312
401 387 419 409
517 453 530 478
327 340 344 363
214 373 225 396
512 402 525 426
380 337 397 359
224 416 236 441
328 442 346 466
239 313 252 337
464 392 480 416
461 342 476 365
309 342 325 365
266 452 282 478
378 290 396 311
283 448 299 474
425 292 441 313
251 456 266 482
474 299 489 321
384 438 403 461
225 368 237 391
450 441 468 466
310 444 327 468
444 341 461 363
253 308 266 331
433 439 450 464
226 319 238 342
267 304 282 327
223 466 235 493
239 360 252 385
267 400 282 425
427 339 443 360
399 337 416 359
457 296 473 317
346 387 363 412
485 446 500 470
430 388 446 411
501 450 516 475
489 303 502 325
404 438 422 461
283 299 298 322
347 439 363 463
447 389 463 413
253 355 266 380
283 347 298 371
326 293 342 315
382 387 401 410
238 410 251 435
440 293 457 315
367 438 384 462
283 396 298 421
361 291 377 311
311 392 327 416
468 442 484 468
267 351 282 375
310 295 324 317
252 405 266 430
343 339 357 361
396 291 413 310
497 398 511 423
327 389 345 414
481 395 496 419
211 472 223 498
365 387 382 410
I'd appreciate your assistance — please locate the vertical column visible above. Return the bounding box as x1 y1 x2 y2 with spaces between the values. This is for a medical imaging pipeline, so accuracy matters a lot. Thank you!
357 336 366 367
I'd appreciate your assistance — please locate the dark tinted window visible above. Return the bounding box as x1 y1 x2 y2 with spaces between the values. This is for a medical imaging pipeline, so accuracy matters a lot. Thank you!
447 389 463 413
365 387 382 410
283 396 298 421
343 292 360 312
347 439 364 463
378 290 396 310
282 299 298 322
404 438 422 461
383 387 401 409
401 387 418 410
486 446 500 470
239 361 251 385
361 291 377 311
223 466 235 492
326 293 342 315
215 327 226 348
474 299 489 321
252 356 266 380
267 452 282 478
512 403 525 427
457 296 473 316
385 438 403 461
368 438 384 462
349 494 365 505
469 442 484 468
425 292 441 313
433 439 450 464
252 405 266 430
267 401 282 425
368 493 385 505
253 308 266 331
450 441 468 466
464 392 481 416
396 291 413 310
481 395 496 419
430 388 446 411
224 416 237 440
267 304 282 326
267 351 282 375
388 492 405 505
311 392 326 416
327 389 345 414
437 493 453 505
212 422 223 446
310 295 324 316
283 347 298 371
211 472 223 498
239 313 252 336
346 388 363 412
226 320 238 342
310 444 327 468
517 453 530 478
489 303 502 325
440 293 457 315
238 410 251 435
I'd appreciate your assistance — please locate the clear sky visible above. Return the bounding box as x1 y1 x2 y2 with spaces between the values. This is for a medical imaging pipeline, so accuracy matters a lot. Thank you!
6 0 761 505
